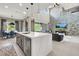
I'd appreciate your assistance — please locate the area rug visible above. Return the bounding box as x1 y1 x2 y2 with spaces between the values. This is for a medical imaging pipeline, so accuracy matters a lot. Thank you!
0 44 17 56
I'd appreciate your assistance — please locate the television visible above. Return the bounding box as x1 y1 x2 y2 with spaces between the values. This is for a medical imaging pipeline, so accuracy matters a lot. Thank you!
56 23 67 28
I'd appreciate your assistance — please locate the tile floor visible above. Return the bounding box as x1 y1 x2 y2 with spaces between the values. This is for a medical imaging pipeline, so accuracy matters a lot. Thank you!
0 36 79 56
48 36 79 56
0 37 24 56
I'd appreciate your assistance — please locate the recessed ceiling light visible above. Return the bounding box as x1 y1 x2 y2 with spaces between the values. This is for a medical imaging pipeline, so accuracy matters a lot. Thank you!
30 3 33 5
23 11 26 14
4 5 8 8
26 7 29 10
19 3 22 7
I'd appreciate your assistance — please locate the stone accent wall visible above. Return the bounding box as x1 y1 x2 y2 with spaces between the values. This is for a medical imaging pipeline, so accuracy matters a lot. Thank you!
67 23 79 36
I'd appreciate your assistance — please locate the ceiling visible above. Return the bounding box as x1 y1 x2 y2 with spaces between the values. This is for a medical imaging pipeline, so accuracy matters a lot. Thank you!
60 3 79 10
0 3 79 20
0 3 53 20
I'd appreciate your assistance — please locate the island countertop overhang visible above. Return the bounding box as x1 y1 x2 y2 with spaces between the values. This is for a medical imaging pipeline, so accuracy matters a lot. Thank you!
16 32 52 39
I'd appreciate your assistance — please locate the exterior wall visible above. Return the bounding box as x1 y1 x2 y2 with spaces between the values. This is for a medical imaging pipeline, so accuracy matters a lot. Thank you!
15 21 19 31
41 23 48 32
31 20 34 31
6 19 15 31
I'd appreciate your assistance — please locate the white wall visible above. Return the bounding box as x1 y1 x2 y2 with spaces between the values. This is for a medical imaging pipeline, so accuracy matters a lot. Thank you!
50 6 79 35
34 8 49 24
50 6 79 24
50 7 67 23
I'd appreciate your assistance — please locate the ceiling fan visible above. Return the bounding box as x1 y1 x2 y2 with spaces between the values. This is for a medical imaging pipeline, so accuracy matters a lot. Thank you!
52 3 66 12
50 3 79 13
53 3 60 7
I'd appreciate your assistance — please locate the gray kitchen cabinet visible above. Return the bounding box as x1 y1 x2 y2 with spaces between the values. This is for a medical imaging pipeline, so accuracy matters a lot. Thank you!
16 34 21 47
16 34 31 56
16 34 24 52
16 32 52 56
24 37 31 56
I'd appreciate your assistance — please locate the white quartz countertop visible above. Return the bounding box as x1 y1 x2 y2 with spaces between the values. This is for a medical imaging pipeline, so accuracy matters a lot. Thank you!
16 32 52 38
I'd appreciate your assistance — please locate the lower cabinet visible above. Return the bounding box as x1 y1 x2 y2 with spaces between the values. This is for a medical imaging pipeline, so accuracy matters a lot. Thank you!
24 37 31 56
16 34 31 56
16 34 22 48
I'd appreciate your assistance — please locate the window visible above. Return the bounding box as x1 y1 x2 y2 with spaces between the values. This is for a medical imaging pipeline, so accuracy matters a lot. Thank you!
34 23 42 32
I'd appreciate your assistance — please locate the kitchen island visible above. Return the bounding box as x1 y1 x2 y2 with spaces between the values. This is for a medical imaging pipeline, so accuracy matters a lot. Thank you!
16 32 52 56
